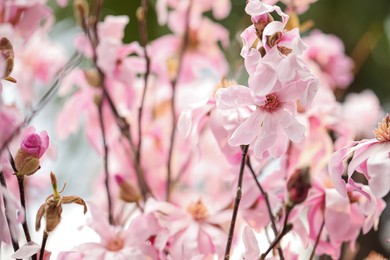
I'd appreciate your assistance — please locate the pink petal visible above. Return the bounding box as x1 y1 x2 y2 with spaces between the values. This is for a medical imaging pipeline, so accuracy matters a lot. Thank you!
242 226 260 259
277 110 305 143
216 85 255 109
366 142 390 197
98 16 129 41
11 241 41 259
248 63 277 96
229 110 264 146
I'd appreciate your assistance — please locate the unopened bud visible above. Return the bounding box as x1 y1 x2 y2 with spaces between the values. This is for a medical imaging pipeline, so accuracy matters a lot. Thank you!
136 7 145 22
287 167 311 206
73 0 89 30
83 68 101 87
115 175 141 203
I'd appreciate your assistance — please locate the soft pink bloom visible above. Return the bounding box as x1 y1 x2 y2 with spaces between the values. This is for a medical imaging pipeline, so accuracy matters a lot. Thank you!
59 204 152 260
304 185 385 258
329 137 390 198
340 90 383 139
216 48 317 160
20 126 49 158
303 30 354 89
145 198 230 259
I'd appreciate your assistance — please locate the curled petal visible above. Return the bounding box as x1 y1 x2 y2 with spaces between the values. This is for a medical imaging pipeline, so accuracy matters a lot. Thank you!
62 196 88 214
35 204 47 231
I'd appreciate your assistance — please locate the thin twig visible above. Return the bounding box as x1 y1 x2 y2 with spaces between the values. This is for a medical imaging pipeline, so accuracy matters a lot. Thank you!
136 0 151 166
9 151 35 259
0 171 20 255
246 158 284 260
97 99 114 225
0 53 82 157
84 0 152 201
166 0 193 201
39 231 49 260
309 218 325 260
260 207 293 260
224 145 249 260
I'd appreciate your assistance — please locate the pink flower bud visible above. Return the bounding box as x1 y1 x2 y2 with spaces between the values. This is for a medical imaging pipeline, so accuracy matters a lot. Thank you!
20 127 49 158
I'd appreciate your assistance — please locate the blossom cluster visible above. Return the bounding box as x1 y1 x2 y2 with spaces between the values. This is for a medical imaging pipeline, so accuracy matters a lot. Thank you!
0 0 389 259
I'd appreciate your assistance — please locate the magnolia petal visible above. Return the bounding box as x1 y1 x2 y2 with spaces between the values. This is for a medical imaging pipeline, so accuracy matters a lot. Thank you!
11 241 40 258
242 226 260 259
215 85 254 109
366 142 390 198
229 110 264 146
278 110 305 143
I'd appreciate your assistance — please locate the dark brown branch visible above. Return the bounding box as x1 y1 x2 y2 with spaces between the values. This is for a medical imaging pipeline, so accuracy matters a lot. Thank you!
97 99 114 225
260 207 293 260
39 231 49 260
309 218 325 260
224 145 249 260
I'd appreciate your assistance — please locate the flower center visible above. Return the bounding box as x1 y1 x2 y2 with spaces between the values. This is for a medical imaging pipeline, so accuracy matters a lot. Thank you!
187 199 208 221
262 93 280 112
374 114 390 142
106 235 125 251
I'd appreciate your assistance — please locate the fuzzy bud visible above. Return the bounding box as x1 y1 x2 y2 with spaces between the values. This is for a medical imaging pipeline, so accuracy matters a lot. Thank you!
73 0 89 30
115 175 141 203
14 150 41 176
287 167 311 206
83 68 101 87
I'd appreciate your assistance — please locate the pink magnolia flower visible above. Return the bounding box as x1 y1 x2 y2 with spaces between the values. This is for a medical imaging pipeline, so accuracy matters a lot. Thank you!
329 114 390 198
303 30 354 90
58 204 154 260
145 198 230 259
340 90 383 139
303 185 385 258
216 50 317 159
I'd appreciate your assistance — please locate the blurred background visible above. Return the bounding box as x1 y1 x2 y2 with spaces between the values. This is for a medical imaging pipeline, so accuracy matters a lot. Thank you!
46 0 390 258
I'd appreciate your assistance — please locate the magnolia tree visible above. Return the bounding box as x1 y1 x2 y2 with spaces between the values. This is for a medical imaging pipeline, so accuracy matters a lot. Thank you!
0 0 389 259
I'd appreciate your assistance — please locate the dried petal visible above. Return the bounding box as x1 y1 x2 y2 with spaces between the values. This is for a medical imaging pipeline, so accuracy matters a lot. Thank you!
62 196 88 214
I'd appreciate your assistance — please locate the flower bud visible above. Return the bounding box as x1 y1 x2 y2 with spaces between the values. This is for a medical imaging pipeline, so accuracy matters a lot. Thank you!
83 68 101 87
14 127 49 176
115 174 141 203
287 167 311 206
73 0 89 30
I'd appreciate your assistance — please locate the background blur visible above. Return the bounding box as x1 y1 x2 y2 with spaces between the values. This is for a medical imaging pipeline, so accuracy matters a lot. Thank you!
48 0 390 258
